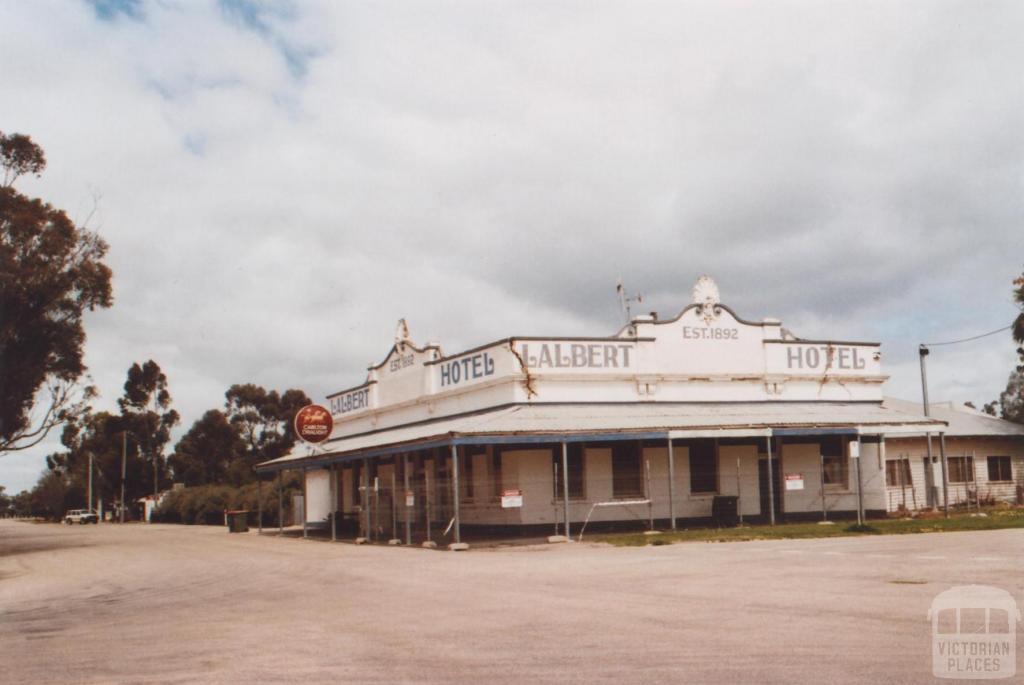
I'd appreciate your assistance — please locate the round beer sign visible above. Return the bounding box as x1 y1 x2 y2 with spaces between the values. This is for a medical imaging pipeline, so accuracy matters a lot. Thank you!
294 404 333 443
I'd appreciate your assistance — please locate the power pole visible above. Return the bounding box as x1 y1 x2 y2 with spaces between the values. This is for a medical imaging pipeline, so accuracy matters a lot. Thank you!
150 393 161 518
120 431 127 523
87 452 93 514
919 345 938 511
152 449 158 522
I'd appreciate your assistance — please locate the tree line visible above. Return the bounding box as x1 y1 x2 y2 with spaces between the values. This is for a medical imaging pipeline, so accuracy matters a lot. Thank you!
4 357 309 520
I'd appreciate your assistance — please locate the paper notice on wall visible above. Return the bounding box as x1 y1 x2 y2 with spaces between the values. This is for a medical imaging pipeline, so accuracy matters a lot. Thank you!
785 474 804 491
501 489 523 508
405 490 414 507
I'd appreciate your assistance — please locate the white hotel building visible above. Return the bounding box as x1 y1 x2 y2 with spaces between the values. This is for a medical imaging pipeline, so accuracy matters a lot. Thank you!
256 277 1024 544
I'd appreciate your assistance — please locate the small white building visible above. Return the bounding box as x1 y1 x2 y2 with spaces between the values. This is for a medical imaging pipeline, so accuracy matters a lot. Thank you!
256 277 1024 542
136 490 172 523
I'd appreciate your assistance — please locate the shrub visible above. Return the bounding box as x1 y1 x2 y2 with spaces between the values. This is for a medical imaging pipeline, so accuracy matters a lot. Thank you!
153 475 303 526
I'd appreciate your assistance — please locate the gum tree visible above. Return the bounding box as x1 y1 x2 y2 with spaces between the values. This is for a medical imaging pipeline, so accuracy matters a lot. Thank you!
0 132 112 454
989 270 1024 423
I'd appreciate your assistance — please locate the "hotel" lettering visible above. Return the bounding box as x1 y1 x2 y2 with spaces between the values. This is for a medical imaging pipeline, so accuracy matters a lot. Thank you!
786 345 867 370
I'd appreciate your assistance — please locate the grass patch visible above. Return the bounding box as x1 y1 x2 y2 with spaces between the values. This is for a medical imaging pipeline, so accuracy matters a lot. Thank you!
591 507 1024 547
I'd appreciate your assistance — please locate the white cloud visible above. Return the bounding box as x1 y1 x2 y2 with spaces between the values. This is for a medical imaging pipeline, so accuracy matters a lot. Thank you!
2 0 1022 491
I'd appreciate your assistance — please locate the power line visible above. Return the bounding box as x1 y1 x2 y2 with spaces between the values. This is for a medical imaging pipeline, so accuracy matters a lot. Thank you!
921 324 1013 348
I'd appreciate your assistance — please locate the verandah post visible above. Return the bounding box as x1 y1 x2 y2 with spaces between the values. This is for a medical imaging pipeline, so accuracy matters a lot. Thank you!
425 463 432 543
403 453 411 546
766 435 775 526
391 469 397 540
643 447 653 531
363 458 370 540
302 466 308 539
561 441 570 539
667 436 677 531
277 469 283 535
552 460 560 536
820 450 828 521
735 454 743 526
331 464 338 542
939 432 950 519
451 444 461 544
854 436 864 526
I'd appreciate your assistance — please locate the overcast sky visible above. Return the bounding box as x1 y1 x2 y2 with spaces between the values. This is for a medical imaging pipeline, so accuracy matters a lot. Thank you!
2 0 1022 492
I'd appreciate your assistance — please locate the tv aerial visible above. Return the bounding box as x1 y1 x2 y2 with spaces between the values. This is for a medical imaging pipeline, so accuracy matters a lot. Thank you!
616 279 644 325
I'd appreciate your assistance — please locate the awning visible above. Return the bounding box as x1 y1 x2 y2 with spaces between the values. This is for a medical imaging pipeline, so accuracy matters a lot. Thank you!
255 400 946 473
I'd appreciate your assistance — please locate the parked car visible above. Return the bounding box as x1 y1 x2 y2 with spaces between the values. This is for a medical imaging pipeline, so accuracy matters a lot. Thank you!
64 509 99 525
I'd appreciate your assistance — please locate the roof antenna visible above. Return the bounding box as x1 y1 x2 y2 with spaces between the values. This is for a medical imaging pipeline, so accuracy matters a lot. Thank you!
616 278 643 325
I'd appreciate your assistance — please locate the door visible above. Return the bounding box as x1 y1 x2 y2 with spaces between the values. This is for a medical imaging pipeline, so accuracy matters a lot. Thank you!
758 459 783 521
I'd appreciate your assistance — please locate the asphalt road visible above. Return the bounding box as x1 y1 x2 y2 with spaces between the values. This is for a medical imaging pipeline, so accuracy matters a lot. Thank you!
1 520 1021 684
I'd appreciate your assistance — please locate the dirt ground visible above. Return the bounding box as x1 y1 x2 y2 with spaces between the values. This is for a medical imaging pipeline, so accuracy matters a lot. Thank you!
1 520 1021 684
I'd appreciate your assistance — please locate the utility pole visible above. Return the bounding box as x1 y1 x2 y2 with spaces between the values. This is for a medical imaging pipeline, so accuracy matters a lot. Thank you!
120 431 127 523
150 391 162 518
88 452 94 514
919 344 938 510
153 450 159 515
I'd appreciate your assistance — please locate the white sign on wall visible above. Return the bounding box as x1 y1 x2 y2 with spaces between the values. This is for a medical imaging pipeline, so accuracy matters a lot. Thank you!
501 489 523 508
785 474 805 491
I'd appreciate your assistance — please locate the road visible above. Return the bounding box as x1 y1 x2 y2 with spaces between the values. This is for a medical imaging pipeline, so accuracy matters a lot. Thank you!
1 520 1021 684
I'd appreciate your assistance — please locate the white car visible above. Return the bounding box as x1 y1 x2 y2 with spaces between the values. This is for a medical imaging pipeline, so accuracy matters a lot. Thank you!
64 509 99 525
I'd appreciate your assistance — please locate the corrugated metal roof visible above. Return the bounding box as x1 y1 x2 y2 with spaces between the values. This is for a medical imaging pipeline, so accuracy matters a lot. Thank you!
883 397 1024 438
257 401 946 471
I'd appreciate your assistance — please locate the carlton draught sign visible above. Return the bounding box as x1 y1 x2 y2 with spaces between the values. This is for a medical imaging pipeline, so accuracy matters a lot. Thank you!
294 405 333 444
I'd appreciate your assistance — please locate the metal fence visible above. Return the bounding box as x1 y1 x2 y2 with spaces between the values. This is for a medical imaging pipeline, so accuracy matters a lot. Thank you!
259 441 804 545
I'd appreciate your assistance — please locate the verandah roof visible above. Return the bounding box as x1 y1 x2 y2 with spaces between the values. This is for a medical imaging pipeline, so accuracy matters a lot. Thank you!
254 401 945 473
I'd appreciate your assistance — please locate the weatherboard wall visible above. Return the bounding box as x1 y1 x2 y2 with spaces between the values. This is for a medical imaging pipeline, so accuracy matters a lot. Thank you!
883 436 1024 511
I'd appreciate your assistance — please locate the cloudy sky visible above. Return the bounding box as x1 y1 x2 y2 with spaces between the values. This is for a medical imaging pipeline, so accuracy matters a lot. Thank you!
2 0 1022 492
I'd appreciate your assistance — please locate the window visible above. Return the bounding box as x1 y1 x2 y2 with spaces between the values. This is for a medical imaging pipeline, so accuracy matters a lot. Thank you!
435 452 450 509
352 462 363 506
553 444 585 499
948 456 975 484
611 443 644 499
821 436 848 488
491 449 503 498
461 446 484 499
688 440 718 494
987 456 1012 482
885 459 913 487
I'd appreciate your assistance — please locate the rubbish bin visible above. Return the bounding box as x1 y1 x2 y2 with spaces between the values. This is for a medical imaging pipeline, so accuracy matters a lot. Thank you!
226 510 250 533
711 496 739 528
